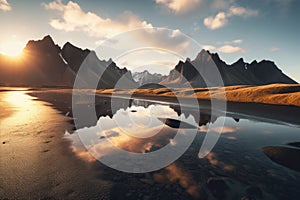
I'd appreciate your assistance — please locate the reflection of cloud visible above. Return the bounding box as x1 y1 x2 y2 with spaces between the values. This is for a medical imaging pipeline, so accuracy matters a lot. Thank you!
103 126 177 153
156 0 202 14
67 105 197 162
0 0 11 11
214 126 239 133
225 136 237 140
199 126 239 134
204 6 258 30
71 145 96 162
206 152 235 171
154 164 201 198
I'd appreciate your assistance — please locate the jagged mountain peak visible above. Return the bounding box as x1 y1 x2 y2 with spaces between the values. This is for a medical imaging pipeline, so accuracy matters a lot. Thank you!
161 49 297 87
233 58 245 65
24 35 60 53
195 49 211 61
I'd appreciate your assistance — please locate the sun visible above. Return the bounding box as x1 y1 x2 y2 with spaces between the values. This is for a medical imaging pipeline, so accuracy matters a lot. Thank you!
0 39 25 57
2 44 24 57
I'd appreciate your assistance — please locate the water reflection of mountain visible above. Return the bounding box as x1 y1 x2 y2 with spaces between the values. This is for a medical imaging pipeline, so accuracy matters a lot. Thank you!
30 90 300 130
75 96 223 129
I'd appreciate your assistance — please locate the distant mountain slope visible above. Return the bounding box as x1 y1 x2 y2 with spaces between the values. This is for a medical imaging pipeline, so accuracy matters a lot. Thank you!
160 50 297 88
133 70 166 86
0 35 137 88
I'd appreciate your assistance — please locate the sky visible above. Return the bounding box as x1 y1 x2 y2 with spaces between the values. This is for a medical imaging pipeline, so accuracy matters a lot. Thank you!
0 0 299 81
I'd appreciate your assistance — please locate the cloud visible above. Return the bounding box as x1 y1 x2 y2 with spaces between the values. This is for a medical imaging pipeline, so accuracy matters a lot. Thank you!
227 6 258 17
155 0 202 14
218 45 246 53
44 0 153 39
203 44 246 54
204 6 258 30
224 39 243 44
202 45 217 51
44 0 196 70
204 12 228 30
270 47 280 52
0 0 11 11
232 39 243 44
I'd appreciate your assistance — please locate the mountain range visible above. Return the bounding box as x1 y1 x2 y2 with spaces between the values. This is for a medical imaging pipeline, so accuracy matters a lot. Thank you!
0 35 136 88
133 70 167 86
160 50 297 87
0 35 297 88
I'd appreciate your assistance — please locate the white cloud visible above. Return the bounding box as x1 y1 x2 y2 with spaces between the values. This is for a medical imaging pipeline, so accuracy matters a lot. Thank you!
0 0 11 11
44 1 195 63
224 39 243 44
232 39 243 44
155 0 202 14
270 47 280 52
44 0 154 39
204 6 258 30
203 44 246 54
204 12 228 30
218 45 246 53
228 6 258 17
203 45 217 51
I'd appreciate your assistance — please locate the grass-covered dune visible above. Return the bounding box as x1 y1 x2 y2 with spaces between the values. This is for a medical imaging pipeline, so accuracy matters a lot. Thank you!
97 84 300 107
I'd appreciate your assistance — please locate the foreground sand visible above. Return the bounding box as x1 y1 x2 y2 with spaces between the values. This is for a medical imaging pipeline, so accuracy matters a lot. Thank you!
0 90 112 199
97 84 300 107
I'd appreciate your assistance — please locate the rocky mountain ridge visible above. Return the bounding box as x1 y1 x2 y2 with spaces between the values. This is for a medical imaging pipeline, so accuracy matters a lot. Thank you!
0 36 297 88
160 50 297 87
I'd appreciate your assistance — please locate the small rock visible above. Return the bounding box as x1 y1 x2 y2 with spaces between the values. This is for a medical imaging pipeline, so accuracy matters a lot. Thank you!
245 186 263 199
143 195 150 200
140 178 154 185
176 186 182 193
207 177 229 199
126 192 132 197
2 141 6 144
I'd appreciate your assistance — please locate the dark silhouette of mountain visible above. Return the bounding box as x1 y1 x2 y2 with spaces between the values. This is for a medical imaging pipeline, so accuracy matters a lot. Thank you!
61 42 136 89
0 36 137 88
161 50 297 87
61 42 91 74
0 37 296 88
0 35 69 86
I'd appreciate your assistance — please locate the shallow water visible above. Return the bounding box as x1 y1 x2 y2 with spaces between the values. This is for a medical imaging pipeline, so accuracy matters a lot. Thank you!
1 88 300 200
66 97 300 200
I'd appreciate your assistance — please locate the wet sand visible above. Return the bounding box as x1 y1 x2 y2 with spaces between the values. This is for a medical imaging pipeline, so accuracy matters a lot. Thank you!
0 90 112 199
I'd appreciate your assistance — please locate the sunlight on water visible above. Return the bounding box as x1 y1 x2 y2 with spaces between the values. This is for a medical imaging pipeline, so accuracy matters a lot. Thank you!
4 91 35 107
1 91 46 127
0 90 72 198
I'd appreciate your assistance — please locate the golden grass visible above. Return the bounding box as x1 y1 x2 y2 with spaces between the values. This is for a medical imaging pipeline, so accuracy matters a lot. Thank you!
96 84 300 107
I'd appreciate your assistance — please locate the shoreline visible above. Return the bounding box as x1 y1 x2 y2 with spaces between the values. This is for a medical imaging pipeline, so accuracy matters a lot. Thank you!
27 87 300 127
